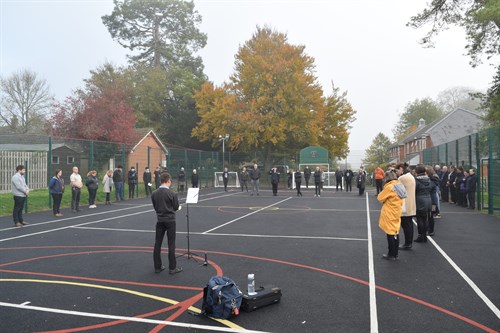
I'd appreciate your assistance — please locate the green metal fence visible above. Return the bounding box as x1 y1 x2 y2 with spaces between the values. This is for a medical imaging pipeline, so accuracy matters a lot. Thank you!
422 125 500 214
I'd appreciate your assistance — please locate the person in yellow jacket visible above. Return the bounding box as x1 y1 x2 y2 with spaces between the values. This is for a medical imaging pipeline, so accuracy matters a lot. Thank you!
377 170 407 260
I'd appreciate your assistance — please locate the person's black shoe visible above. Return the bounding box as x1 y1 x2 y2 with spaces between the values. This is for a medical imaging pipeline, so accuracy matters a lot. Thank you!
428 232 435 236
414 237 424 243
382 254 397 261
399 244 412 250
155 266 165 274
169 267 183 275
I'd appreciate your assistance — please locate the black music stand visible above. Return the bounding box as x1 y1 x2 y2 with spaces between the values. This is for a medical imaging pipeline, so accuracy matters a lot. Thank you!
177 188 207 265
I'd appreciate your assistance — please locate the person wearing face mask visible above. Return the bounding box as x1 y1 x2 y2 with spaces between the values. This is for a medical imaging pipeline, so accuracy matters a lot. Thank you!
143 166 152 198
128 166 138 199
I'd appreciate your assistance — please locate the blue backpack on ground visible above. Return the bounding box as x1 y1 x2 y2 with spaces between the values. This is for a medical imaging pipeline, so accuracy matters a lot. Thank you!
201 276 243 319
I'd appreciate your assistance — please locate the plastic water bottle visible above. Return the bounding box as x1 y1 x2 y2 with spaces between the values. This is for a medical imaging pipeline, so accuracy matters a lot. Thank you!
247 273 257 295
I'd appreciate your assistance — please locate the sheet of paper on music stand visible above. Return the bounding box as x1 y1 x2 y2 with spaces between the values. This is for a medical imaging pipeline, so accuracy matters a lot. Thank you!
186 188 199 204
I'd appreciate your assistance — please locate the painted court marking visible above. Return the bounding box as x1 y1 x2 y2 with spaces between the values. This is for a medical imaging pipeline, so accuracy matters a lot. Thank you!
365 192 378 333
71 226 368 242
202 197 293 234
0 301 268 333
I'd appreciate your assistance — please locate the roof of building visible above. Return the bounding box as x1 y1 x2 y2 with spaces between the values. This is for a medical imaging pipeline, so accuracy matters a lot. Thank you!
130 129 168 154
0 143 76 152
389 108 482 148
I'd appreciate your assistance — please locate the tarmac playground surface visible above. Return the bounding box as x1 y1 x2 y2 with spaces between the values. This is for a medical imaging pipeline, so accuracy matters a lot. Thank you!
0 185 499 333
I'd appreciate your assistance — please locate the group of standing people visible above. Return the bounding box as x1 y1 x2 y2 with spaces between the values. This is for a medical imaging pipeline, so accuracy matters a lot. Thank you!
377 162 478 261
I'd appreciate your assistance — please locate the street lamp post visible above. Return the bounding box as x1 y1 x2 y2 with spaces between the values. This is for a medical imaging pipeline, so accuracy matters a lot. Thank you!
218 134 230 170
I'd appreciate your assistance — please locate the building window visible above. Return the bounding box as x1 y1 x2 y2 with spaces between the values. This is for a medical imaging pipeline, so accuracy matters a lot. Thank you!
67 156 75 165
52 156 59 164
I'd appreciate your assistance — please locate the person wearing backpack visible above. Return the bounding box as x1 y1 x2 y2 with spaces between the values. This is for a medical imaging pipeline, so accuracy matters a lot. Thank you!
151 172 183 275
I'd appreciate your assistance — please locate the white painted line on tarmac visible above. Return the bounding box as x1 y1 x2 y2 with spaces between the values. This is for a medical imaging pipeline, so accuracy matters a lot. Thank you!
0 301 269 333
0 204 153 232
0 192 241 243
202 197 293 234
410 219 500 319
71 226 368 241
365 192 379 333
0 210 149 243
428 236 500 319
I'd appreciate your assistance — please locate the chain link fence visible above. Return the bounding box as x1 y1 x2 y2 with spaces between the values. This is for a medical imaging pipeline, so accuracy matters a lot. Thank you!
422 125 500 214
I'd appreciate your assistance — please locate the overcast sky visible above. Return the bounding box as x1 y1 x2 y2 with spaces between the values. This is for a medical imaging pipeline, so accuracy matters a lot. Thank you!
1 0 495 167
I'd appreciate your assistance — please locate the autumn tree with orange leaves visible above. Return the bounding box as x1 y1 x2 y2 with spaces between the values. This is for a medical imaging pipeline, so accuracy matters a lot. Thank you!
192 26 356 170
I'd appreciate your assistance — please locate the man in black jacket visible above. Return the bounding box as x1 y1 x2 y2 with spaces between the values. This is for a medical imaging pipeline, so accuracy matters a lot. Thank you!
466 169 477 209
113 166 124 201
143 167 152 198
440 165 450 203
304 166 311 189
151 172 182 275
414 164 432 243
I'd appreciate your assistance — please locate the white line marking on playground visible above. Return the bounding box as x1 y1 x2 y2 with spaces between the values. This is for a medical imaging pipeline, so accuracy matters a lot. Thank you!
71 226 368 241
0 192 240 243
202 197 293 234
365 192 379 333
0 302 269 333
20 301 30 306
0 204 153 232
412 220 500 320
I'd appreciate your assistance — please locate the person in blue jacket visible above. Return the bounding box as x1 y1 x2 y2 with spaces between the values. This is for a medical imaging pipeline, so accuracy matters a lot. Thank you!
49 169 65 217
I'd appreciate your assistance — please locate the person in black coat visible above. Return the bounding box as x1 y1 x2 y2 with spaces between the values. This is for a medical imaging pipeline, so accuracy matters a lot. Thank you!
222 167 229 192
414 164 432 243
313 166 322 197
466 169 477 209
269 167 280 196
303 166 311 189
151 172 182 275
335 167 343 191
440 165 450 203
294 169 302 196
143 167 152 198
154 166 161 190
455 166 466 207
128 167 138 199
426 166 439 236
287 169 293 189
357 167 366 195
191 169 199 188
344 168 353 192
178 167 186 192
448 165 458 204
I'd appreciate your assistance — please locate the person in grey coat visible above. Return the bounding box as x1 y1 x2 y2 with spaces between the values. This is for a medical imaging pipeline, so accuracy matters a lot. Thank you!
12 165 29 227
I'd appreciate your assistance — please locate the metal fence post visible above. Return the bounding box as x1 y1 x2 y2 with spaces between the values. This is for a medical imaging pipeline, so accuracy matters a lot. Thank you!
455 139 459 167
488 128 493 214
24 159 28 213
89 140 94 172
48 136 52 208
475 133 480 210
147 146 151 169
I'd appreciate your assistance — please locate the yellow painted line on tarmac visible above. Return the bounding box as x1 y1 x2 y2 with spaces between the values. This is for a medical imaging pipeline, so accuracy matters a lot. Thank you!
0 279 244 330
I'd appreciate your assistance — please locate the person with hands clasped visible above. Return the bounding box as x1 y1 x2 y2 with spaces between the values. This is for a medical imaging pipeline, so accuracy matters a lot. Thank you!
151 172 183 275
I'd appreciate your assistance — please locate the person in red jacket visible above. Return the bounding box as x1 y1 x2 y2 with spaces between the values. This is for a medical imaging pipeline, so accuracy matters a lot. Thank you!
374 166 385 195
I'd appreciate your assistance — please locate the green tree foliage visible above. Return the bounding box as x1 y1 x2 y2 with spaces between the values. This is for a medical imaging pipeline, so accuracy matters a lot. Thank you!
408 0 499 67
362 132 392 171
192 26 356 170
0 69 53 133
408 0 499 125
478 67 500 126
393 98 444 140
102 0 207 74
102 0 208 148
49 63 137 144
